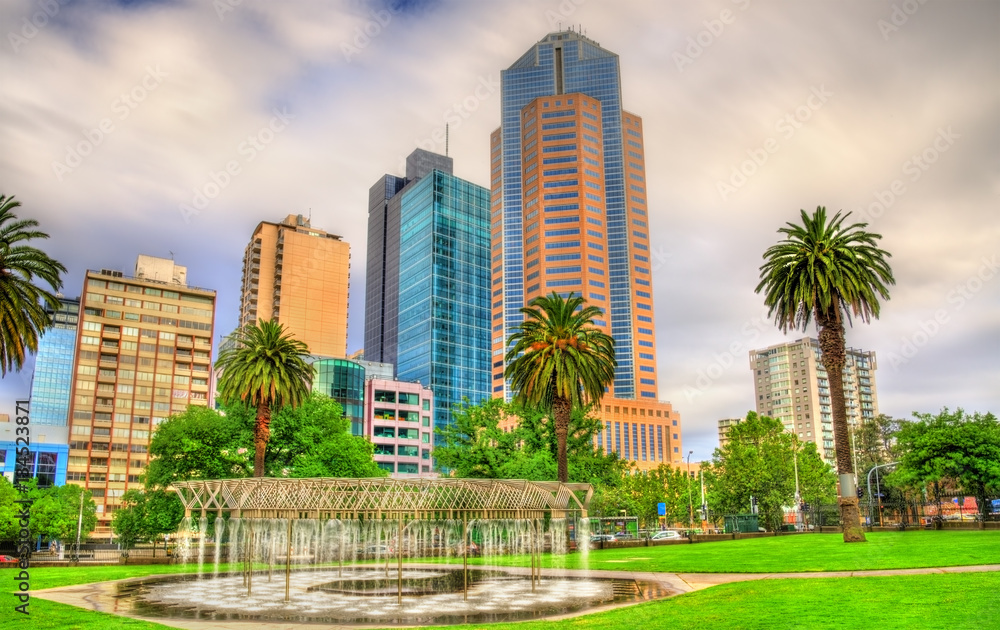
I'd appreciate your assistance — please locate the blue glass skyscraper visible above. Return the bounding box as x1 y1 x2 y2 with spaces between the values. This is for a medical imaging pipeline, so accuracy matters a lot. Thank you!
29 297 80 426
366 150 492 432
492 30 645 399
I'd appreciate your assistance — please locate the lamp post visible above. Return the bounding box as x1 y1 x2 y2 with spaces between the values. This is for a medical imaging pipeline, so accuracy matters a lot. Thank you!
686 450 694 528
793 442 801 530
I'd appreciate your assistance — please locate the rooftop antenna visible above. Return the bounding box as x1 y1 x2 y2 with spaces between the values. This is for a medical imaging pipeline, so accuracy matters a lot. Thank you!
168 250 174 260
445 123 449 157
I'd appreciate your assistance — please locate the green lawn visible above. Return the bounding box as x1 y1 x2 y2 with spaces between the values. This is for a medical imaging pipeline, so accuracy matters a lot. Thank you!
488 530 1000 573
4 572 997 629
2 531 997 628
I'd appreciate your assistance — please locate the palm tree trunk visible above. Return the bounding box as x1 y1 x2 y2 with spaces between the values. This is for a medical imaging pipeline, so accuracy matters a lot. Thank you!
818 313 866 543
253 403 271 477
553 396 571 483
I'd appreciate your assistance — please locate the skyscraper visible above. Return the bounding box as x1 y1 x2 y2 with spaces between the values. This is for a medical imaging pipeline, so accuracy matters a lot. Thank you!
66 256 216 531
365 149 492 431
29 297 80 427
492 30 681 469
749 337 879 465
238 214 350 358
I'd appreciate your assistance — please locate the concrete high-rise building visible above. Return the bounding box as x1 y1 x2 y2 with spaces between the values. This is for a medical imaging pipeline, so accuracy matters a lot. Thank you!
717 417 742 448
491 30 681 469
365 149 492 432
749 337 878 464
65 257 216 530
239 214 350 358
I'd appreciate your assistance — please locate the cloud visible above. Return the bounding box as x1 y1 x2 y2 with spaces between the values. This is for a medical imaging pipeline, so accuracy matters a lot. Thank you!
1 0 997 463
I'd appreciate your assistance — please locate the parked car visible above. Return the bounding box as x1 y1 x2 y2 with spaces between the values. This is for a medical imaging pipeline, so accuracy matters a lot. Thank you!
590 534 617 543
0 555 19 566
650 530 683 541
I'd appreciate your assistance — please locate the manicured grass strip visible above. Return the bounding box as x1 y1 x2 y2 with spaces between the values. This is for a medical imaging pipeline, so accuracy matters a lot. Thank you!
1 597 177 629
458 530 1000 573
4 571 996 629
15 563 240 591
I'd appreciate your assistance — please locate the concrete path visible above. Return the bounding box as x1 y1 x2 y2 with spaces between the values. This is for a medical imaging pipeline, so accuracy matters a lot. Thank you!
31 563 1000 630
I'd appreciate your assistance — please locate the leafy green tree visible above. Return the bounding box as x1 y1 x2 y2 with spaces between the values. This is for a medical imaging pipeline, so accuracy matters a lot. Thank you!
434 398 627 484
0 476 21 540
112 489 185 560
505 292 617 483
706 412 836 532
607 464 691 529
268 394 385 478
892 408 1000 528
434 397 527 479
29 484 97 545
756 207 894 542
145 405 253 488
147 396 384 486
214 319 314 477
795 441 838 508
0 194 66 376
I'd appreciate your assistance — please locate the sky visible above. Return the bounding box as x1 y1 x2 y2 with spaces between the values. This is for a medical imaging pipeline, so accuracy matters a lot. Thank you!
1 0 998 462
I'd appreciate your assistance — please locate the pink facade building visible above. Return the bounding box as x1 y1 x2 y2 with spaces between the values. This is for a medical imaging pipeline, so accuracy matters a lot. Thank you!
364 378 435 478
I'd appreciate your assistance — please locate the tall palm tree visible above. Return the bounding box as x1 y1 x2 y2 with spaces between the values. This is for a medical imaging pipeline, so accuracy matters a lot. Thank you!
504 292 616 483
214 319 314 477
0 195 66 376
756 206 894 543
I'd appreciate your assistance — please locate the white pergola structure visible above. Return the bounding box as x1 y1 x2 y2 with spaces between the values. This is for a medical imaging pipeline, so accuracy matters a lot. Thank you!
172 477 593 521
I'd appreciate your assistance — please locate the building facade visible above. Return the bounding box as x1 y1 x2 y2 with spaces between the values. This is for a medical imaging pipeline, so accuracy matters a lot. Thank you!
365 149 492 432
365 378 435 478
749 337 879 464
490 30 681 469
716 417 742 448
65 258 216 530
0 414 68 487
28 297 80 427
238 214 350 358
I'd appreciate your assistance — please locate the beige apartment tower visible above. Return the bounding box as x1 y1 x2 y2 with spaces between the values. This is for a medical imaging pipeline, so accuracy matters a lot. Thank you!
749 337 878 464
239 214 350 358
66 257 216 531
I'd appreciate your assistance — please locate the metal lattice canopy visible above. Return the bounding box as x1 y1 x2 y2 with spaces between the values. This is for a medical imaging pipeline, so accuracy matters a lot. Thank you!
172 477 592 520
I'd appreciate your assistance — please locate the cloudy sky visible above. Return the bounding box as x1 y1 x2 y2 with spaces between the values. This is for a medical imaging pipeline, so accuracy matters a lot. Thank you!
2 0 997 461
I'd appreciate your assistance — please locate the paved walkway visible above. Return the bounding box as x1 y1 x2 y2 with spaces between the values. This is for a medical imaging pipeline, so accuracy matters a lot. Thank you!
31 563 1000 630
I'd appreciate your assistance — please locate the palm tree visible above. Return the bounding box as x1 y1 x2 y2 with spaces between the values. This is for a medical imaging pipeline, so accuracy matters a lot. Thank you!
756 206 894 543
0 195 66 376
214 319 314 477
504 292 616 483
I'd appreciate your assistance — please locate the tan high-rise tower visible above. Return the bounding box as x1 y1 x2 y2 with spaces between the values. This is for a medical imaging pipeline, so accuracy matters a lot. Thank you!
491 31 681 469
238 214 350 358
65 256 216 531
749 337 879 465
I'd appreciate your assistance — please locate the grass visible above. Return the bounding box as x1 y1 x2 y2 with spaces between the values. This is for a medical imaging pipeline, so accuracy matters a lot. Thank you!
4 572 997 629
473 530 1000 573
2 531 997 628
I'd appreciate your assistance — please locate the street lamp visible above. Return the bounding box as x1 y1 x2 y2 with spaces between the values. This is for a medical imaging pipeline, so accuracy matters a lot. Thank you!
687 450 694 528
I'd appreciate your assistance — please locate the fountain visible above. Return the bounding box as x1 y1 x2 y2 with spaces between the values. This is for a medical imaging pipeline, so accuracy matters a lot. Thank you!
108 477 673 625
